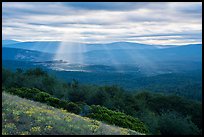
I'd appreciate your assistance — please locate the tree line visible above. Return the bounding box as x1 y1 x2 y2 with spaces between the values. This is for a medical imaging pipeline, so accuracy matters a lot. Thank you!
2 67 202 135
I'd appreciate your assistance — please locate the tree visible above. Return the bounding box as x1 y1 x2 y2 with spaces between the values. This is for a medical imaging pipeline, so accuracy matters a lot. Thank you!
25 68 47 76
158 111 200 135
68 88 87 102
70 79 79 89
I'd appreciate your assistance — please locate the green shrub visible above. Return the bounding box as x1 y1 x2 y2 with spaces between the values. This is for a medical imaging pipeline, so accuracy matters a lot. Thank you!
7 87 30 98
86 105 149 134
65 102 82 114
43 95 68 109
6 87 20 95
45 97 61 108
6 87 44 100
78 103 91 116
58 100 68 109
33 92 51 103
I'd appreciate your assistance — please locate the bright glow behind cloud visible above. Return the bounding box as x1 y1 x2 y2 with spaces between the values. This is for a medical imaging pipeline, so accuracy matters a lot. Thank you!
2 2 202 45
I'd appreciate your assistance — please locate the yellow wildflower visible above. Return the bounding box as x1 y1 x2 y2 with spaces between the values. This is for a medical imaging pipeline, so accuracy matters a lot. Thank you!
30 126 41 133
25 110 34 116
4 123 17 129
20 131 29 135
120 128 130 135
88 124 99 133
45 125 53 131
60 109 67 113
64 116 72 122
2 129 8 135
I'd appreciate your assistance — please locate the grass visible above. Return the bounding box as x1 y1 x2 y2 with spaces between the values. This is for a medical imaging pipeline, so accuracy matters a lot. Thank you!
2 92 144 135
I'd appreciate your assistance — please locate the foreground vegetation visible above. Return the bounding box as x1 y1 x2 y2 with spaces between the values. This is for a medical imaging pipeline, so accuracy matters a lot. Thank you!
5 87 148 134
2 92 144 135
2 67 202 135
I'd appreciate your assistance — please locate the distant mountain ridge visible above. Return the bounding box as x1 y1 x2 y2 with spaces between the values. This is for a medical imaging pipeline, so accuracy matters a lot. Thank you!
2 40 202 75
2 41 61 53
2 47 54 62
3 40 201 53
2 40 20 45
2 41 158 53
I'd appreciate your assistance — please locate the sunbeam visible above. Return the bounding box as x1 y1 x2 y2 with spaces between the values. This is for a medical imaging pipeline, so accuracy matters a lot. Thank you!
120 47 160 75
52 31 88 71
100 44 124 72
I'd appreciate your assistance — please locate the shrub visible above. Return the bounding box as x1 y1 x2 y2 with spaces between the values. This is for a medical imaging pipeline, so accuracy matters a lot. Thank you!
6 87 33 98
78 103 91 116
86 105 149 134
65 102 82 114
6 87 20 95
45 97 61 108
58 100 68 109
33 92 51 103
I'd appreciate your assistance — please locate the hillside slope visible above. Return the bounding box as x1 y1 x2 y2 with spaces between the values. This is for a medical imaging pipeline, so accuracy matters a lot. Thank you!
2 92 143 135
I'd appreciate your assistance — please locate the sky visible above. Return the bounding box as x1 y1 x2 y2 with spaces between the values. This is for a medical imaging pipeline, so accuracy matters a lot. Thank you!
2 2 202 45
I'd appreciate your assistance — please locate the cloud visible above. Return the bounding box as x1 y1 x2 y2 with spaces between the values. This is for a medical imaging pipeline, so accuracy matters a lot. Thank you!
2 2 202 45
62 2 146 11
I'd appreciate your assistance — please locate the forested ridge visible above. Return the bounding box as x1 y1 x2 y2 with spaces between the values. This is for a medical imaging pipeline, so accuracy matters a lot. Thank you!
2 67 202 135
